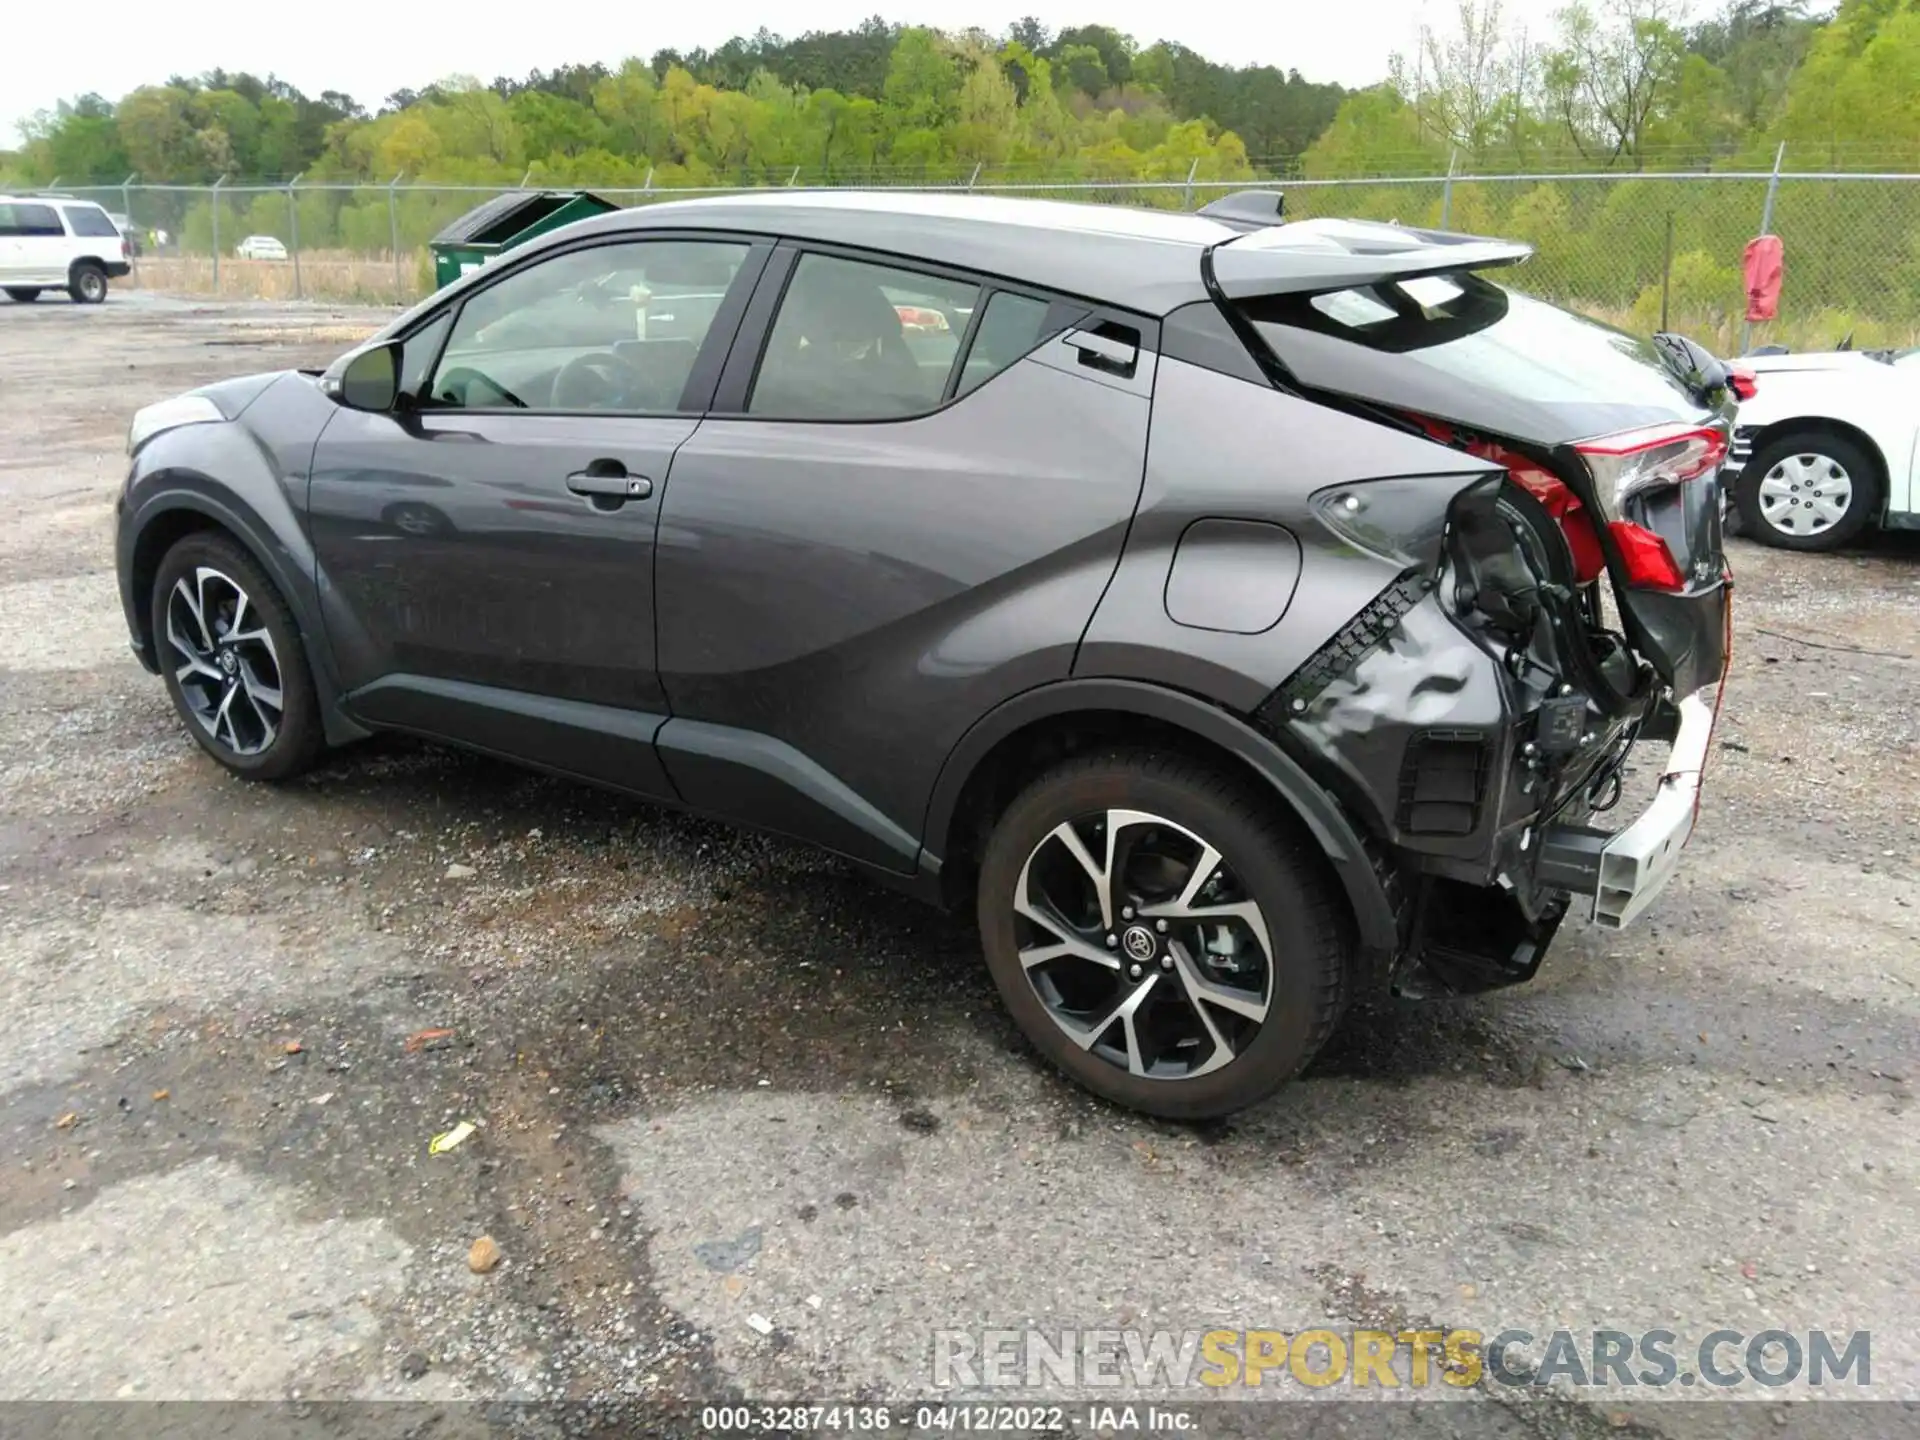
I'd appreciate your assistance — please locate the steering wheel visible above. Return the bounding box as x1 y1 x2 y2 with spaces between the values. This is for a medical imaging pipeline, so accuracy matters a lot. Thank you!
551 351 635 410
435 366 526 409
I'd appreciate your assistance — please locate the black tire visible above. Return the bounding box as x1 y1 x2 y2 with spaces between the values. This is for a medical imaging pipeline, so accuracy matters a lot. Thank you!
5 287 41 303
68 263 108 304
1735 431 1881 552
151 532 325 781
977 749 1349 1119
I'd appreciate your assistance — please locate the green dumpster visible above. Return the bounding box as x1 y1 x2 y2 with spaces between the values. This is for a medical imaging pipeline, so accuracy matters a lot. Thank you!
428 190 622 291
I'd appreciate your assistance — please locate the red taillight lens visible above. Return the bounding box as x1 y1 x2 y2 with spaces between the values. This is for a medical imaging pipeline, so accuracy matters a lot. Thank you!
1507 465 1606 584
1574 422 1727 593
1574 423 1728 523
1728 364 1757 401
1607 520 1686 592
1399 410 1610 585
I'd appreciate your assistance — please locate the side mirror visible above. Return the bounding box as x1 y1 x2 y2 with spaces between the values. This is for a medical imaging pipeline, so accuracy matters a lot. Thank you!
330 342 401 411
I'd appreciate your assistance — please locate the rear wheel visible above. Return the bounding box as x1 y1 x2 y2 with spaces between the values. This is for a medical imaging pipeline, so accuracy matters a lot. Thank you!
1736 432 1880 551
151 533 324 780
5 287 41 303
68 263 108 304
977 750 1349 1119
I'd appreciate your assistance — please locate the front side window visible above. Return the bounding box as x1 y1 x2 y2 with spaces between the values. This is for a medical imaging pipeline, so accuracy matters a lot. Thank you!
399 312 452 398
427 239 749 414
750 254 979 420
62 205 121 238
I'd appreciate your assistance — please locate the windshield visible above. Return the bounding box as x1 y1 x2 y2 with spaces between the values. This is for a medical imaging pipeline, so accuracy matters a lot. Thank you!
1241 272 1712 445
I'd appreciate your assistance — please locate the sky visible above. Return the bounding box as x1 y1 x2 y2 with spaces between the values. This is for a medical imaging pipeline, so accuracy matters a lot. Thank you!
1 0 1560 150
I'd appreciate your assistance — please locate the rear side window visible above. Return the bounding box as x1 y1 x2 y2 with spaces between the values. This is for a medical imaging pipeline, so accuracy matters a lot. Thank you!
954 291 1055 398
61 205 120 238
10 203 66 237
751 254 979 420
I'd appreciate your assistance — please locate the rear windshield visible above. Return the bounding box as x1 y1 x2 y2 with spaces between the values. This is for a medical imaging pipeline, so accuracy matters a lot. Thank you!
1240 271 1706 445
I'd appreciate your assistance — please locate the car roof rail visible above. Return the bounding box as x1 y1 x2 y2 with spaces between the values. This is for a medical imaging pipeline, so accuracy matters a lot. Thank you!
1196 190 1287 233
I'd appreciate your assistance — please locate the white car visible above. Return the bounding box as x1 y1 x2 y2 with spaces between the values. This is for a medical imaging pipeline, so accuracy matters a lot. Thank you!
234 235 288 261
1724 346 1920 550
0 194 132 303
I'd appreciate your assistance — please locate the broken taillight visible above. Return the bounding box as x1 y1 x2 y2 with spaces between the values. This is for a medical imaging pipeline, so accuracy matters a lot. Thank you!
1574 423 1727 518
1573 423 1728 593
1400 411 1607 585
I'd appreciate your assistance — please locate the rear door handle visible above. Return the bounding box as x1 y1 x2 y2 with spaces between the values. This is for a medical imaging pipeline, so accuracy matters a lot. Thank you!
566 465 653 501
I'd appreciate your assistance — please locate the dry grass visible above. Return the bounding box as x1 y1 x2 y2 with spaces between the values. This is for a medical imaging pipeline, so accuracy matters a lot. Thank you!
130 250 427 305
1585 304 1920 356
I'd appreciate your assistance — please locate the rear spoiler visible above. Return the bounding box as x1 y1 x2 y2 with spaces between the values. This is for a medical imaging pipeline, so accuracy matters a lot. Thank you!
1208 216 1534 299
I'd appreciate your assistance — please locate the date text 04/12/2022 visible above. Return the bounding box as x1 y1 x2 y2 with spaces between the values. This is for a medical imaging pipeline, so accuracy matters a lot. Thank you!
698 1404 1192 1432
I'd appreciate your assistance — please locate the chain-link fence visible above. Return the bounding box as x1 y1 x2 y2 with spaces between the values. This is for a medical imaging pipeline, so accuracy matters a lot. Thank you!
34 167 1920 352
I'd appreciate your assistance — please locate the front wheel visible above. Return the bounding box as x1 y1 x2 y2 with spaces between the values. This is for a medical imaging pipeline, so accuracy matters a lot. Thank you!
151 533 325 780
977 750 1349 1119
1735 432 1881 551
5 287 41 303
68 263 108 304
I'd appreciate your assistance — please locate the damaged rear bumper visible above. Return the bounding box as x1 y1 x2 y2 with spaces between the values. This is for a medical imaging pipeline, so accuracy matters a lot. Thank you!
1536 686 1717 929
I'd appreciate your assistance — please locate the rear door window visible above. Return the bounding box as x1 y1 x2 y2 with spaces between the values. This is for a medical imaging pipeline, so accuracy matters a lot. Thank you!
750 254 979 420
12 203 66 237
954 291 1057 397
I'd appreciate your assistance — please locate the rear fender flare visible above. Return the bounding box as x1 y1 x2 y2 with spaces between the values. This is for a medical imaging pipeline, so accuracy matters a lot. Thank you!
920 677 1398 955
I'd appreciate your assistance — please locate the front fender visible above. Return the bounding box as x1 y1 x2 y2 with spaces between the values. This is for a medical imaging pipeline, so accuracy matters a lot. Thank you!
116 378 364 740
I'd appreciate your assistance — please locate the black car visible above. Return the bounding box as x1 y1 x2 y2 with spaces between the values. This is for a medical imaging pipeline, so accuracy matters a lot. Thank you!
115 190 1733 1118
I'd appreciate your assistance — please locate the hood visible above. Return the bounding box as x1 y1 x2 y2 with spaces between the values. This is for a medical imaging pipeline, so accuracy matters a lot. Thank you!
1738 351 1889 375
193 370 294 420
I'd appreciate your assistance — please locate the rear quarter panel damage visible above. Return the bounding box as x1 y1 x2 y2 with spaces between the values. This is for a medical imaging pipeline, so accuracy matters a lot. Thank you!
1075 357 1494 711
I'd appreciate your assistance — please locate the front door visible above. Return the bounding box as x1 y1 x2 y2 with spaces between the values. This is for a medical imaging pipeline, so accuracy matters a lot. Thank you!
308 234 762 798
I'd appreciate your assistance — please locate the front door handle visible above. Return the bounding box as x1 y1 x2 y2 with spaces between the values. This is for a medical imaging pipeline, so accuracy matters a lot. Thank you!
566 463 653 502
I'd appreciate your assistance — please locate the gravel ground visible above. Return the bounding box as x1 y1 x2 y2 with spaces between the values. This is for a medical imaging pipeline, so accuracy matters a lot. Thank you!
0 293 1916 1438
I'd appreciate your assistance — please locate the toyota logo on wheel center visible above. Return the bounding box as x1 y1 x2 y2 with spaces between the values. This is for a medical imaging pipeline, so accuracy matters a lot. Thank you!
1122 925 1157 963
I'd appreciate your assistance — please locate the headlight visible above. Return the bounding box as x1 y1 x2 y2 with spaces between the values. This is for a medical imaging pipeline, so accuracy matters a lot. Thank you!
127 394 225 456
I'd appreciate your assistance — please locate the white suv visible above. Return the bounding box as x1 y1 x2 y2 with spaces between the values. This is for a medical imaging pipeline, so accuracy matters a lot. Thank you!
0 195 133 304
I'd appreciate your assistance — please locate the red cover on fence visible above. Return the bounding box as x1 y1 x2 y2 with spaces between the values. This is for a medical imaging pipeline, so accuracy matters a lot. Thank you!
1743 234 1784 322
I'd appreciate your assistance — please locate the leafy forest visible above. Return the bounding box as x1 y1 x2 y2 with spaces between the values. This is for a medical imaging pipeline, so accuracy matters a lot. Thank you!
10 0 1918 189
4 0 1918 339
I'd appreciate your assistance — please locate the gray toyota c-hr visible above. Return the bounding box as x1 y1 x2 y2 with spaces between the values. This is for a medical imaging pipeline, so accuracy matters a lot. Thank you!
115 189 1736 1118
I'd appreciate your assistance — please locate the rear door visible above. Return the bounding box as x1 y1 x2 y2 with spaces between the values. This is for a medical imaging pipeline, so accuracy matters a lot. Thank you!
652 243 1156 869
308 232 768 799
10 202 70 285
0 205 22 283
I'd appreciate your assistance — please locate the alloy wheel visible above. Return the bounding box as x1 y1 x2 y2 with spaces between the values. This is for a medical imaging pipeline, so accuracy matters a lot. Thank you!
77 270 106 302
1757 453 1853 538
164 566 285 756
1012 809 1274 1081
